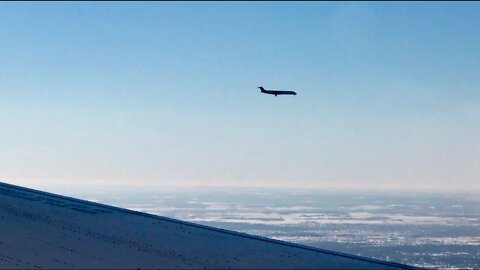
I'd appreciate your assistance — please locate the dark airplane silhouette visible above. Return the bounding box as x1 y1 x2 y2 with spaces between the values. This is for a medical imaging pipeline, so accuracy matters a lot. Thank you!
259 86 297 96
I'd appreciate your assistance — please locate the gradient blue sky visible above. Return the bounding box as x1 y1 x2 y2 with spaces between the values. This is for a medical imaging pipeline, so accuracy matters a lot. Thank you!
1 2 479 191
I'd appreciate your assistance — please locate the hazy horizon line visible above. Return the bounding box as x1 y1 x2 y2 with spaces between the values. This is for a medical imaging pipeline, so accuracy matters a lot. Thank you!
5 179 480 194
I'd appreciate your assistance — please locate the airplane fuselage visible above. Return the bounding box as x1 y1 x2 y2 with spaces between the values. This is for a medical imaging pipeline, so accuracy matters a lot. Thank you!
259 87 297 96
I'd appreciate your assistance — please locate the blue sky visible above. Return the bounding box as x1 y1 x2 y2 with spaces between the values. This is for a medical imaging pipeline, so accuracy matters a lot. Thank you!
1 2 479 191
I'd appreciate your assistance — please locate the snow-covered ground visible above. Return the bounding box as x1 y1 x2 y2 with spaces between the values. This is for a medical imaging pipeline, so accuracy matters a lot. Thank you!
0 182 413 269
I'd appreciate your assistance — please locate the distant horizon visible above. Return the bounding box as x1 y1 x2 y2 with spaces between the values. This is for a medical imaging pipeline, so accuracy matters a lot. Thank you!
6 179 480 194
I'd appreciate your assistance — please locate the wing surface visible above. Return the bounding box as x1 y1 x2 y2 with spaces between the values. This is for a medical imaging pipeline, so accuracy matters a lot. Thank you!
0 182 417 269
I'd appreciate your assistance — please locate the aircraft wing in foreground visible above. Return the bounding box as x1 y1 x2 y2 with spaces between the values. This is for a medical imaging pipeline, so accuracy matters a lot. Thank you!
0 182 419 269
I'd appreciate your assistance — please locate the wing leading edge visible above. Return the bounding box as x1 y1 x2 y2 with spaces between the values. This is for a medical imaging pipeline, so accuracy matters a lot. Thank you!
0 182 418 269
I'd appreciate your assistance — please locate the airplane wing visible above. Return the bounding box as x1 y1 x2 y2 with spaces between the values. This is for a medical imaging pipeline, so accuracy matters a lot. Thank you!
0 182 417 269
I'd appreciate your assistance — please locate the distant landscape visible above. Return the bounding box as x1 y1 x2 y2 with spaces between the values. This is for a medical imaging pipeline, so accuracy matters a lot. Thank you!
50 186 480 269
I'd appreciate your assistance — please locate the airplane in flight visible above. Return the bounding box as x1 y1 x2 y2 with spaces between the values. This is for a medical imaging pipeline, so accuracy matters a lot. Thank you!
259 86 297 96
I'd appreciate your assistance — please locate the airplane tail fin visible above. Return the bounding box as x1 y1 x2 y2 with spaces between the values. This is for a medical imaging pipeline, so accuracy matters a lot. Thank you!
258 86 266 92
